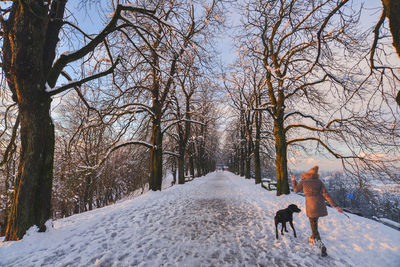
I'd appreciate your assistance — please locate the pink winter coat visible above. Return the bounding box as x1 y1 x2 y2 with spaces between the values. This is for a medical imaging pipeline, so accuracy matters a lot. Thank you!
292 166 337 218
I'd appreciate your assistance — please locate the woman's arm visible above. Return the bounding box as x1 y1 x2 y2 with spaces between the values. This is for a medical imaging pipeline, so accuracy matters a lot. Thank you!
321 183 343 212
291 175 303 193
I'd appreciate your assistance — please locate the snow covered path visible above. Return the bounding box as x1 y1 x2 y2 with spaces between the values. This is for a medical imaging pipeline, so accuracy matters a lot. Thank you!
1 171 399 266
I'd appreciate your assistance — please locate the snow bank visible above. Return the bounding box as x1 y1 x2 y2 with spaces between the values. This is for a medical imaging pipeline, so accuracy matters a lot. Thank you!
0 171 399 266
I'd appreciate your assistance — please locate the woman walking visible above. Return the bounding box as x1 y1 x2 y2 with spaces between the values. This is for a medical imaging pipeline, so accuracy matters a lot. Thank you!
291 166 343 257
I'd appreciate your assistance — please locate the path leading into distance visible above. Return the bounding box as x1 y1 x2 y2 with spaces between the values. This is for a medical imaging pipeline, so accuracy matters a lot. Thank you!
1 171 398 266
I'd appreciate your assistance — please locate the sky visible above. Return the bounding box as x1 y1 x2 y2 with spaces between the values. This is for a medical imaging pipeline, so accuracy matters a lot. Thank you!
215 0 384 65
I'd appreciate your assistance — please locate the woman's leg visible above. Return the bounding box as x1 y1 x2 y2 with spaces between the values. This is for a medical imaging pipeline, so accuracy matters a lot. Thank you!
309 217 321 240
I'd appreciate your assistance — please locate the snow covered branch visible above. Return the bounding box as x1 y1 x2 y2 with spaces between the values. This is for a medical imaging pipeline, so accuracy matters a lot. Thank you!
116 102 155 118
284 124 341 134
46 57 120 96
78 141 154 171
163 151 180 158
285 74 329 99
283 111 324 126
162 119 205 134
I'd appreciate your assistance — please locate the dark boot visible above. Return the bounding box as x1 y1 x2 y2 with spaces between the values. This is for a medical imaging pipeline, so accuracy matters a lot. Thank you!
316 240 327 257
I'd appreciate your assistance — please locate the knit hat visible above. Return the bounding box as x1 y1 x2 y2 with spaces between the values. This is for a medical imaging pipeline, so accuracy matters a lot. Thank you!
301 166 320 179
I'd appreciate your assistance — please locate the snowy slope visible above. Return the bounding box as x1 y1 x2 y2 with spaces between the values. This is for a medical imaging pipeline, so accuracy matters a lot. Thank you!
0 171 399 267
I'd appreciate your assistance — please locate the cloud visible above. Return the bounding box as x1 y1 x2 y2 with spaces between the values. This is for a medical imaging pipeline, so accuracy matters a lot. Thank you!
289 157 343 171
358 152 390 161
287 157 298 165
304 158 317 165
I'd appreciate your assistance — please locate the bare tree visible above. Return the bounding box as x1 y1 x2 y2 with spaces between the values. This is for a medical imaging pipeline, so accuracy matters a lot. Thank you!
223 54 275 185
170 61 197 184
52 111 150 218
223 67 254 179
236 0 371 195
189 80 221 176
104 0 226 190
0 0 157 240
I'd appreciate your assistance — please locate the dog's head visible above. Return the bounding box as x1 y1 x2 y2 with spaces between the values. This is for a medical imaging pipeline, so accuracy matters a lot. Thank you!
288 204 301 213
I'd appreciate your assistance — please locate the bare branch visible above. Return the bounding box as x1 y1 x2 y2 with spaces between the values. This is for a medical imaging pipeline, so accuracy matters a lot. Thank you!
163 150 180 157
0 103 17 140
287 137 357 159
47 57 120 96
162 119 205 135
62 21 94 40
314 0 350 67
284 111 324 126
370 8 386 70
285 124 340 134
0 113 19 167
47 6 156 87
78 141 154 171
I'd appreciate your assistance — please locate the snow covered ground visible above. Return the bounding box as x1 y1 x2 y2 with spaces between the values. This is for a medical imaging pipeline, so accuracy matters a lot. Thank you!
1 171 399 267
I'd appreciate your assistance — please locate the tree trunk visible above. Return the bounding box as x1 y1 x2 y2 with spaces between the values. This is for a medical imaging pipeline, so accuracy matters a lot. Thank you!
196 151 202 177
188 143 195 178
245 150 251 179
240 145 245 176
5 100 55 240
239 111 245 176
178 145 186 184
244 139 249 179
233 153 239 174
2 2 57 240
244 110 253 179
149 118 163 191
274 117 290 196
83 176 93 211
254 111 262 184
196 126 206 177
171 159 177 183
245 134 252 179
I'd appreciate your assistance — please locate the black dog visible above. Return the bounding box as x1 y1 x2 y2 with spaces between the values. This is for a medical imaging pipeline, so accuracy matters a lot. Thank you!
275 204 301 239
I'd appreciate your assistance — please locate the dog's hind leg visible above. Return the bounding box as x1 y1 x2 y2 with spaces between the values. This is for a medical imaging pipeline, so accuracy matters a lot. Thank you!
275 219 279 239
289 220 297 238
281 222 286 235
